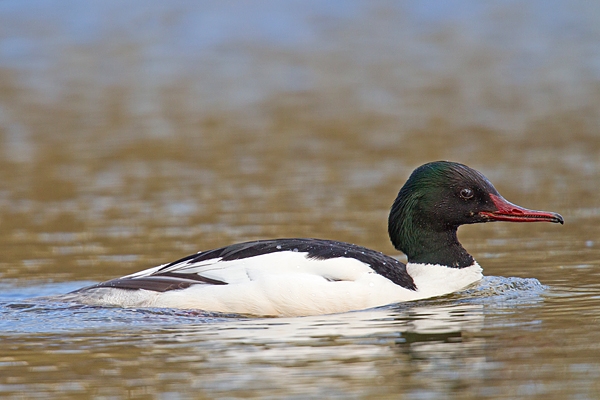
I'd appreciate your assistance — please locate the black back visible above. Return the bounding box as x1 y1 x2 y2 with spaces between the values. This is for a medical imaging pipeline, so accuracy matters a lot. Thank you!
79 239 417 293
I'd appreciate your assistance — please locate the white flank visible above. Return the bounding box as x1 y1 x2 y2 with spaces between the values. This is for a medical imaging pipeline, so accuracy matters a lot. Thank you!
66 252 483 317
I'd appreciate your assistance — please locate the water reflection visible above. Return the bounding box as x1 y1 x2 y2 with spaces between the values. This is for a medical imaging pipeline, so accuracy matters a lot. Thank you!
1 296 488 398
154 305 486 397
0 273 585 398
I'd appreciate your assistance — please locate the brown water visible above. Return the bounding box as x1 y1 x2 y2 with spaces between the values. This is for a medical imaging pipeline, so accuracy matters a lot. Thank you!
1 1 600 398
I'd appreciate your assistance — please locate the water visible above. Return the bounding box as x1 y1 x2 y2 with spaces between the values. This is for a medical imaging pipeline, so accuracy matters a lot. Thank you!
1 1 600 398
0 278 550 398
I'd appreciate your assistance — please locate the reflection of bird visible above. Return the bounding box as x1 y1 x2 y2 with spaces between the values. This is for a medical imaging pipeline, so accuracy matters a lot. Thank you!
66 161 563 316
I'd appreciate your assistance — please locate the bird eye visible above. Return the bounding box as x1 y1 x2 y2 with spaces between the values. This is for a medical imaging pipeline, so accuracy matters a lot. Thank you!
460 188 474 199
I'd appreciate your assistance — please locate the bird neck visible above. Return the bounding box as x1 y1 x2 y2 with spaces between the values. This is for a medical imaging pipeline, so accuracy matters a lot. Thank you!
388 200 475 269
402 228 474 268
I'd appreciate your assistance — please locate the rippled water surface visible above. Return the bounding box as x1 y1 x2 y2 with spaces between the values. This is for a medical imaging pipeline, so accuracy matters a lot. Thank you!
1 1 600 399
0 277 557 398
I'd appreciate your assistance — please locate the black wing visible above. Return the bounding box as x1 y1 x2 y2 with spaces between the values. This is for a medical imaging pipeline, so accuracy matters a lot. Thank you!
75 238 416 293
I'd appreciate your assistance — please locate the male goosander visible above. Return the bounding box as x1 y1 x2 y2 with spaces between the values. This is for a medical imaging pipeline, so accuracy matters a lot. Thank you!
65 161 563 316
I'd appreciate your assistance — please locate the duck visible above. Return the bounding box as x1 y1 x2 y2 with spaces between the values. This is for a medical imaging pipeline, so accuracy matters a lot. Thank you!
64 161 563 317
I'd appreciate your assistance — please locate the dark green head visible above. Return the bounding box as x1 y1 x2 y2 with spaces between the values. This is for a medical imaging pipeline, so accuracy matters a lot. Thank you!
388 161 563 267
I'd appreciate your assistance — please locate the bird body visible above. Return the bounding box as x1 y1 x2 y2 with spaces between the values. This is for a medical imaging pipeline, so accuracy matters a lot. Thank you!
64 161 563 316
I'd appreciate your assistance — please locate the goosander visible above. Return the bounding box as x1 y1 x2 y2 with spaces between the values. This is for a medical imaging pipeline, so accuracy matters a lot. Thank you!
65 161 563 316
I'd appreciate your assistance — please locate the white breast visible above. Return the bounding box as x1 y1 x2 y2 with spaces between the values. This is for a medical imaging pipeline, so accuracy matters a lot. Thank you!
405 261 483 300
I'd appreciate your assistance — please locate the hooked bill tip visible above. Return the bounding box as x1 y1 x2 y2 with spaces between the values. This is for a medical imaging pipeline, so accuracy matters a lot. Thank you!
485 194 564 225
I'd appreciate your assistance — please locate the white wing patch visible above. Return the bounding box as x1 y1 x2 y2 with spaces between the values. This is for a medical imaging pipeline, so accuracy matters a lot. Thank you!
123 251 378 285
121 264 167 279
